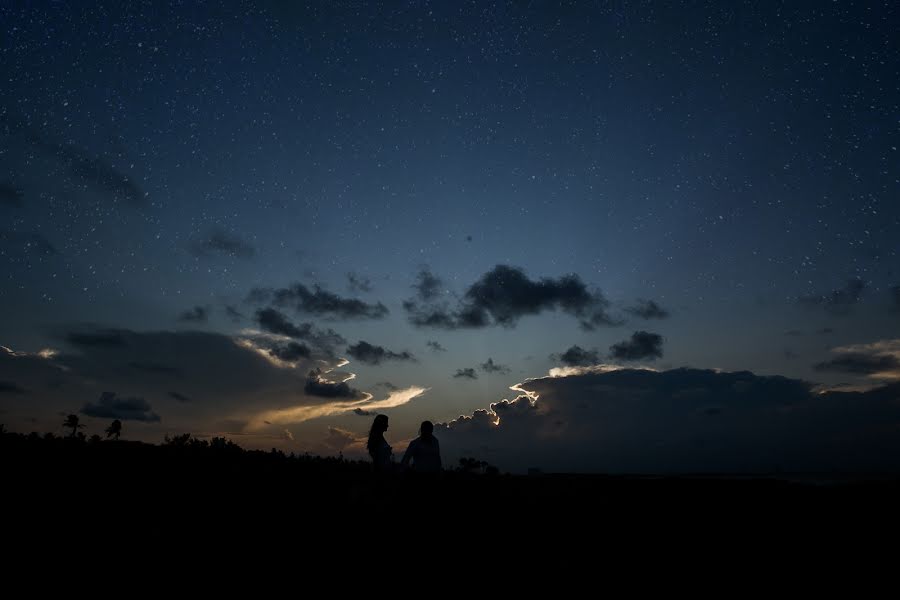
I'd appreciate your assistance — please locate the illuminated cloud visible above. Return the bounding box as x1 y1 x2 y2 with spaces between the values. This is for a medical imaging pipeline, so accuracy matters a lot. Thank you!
437 367 900 474
814 339 900 380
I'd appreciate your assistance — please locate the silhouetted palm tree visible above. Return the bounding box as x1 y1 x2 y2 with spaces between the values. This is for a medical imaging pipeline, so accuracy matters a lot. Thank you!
105 419 122 440
63 414 83 438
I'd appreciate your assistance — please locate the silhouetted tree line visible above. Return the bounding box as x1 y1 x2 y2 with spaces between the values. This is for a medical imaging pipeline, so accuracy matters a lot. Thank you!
4 420 900 532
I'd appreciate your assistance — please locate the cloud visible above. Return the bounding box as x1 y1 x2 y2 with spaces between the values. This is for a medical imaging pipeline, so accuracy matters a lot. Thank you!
1 330 371 441
436 367 900 474
799 279 866 315
8 116 149 206
412 269 444 301
81 391 161 422
346 272 373 293
609 331 664 361
65 329 128 347
426 340 446 353
322 427 357 452
481 358 511 375
454 368 478 379
552 345 601 367
404 265 616 330
346 341 415 365
813 339 900 380
268 341 312 362
190 229 256 259
255 308 308 338
224 306 245 322
250 385 426 429
358 385 428 412
819 328 835 334
250 283 388 320
168 391 192 403
303 369 366 399
0 381 27 394
254 308 346 354
0 182 24 208
374 381 399 391
178 305 209 323
128 362 183 375
625 300 670 320
0 230 58 257
38 138 146 206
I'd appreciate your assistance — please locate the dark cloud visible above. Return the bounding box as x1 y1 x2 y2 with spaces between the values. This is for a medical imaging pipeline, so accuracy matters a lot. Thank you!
353 408 373 416
268 342 312 362
81 391 161 422
609 331 664 361
65 329 128 347
481 358 511 375
0 230 58 257
168 391 192 403
224 305 245 322
2 328 359 438
304 370 366 399
0 182 24 208
254 308 346 354
0 381 27 394
190 229 256 259
814 353 900 375
404 265 616 330
403 301 458 329
178 305 209 323
374 381 399 391
464 265 615 330
437 367 900 474
785 330 803 337
255 308 308 338
799 279 866 315
426 340 447 353
818 328 835 335
250 283 388 320
346 341 415 365
412 269 444 301
625 300 670 320
454 368 478 379
9 115 149 206
553 345 601 367
128 362 183 376
346 272 373 293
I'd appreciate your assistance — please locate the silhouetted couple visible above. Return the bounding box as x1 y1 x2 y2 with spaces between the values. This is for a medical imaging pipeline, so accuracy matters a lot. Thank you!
366 414 441 475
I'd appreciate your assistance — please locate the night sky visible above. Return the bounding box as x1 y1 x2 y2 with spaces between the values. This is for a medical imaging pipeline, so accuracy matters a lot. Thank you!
2 1 899 473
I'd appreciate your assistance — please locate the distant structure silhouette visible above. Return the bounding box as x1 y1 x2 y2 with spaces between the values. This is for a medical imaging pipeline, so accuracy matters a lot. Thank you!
401 420 442 474
105 419 122 440
366 414 392 472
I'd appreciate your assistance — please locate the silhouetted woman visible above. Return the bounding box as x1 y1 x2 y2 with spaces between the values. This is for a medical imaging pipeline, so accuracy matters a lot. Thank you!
367 414 392 472
401 420 442 474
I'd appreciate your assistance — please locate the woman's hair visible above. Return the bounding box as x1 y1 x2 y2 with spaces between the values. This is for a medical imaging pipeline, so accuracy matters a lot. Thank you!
419 420 434 439
367 414 389 457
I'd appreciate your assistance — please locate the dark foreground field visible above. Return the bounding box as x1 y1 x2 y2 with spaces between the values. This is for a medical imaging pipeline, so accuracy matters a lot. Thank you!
6 431 900 542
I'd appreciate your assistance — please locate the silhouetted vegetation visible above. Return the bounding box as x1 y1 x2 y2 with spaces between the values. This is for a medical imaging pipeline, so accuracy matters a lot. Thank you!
3 424 900 537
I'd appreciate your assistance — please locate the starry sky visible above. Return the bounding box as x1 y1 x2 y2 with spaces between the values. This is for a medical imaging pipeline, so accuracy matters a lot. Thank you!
1 1 899 473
